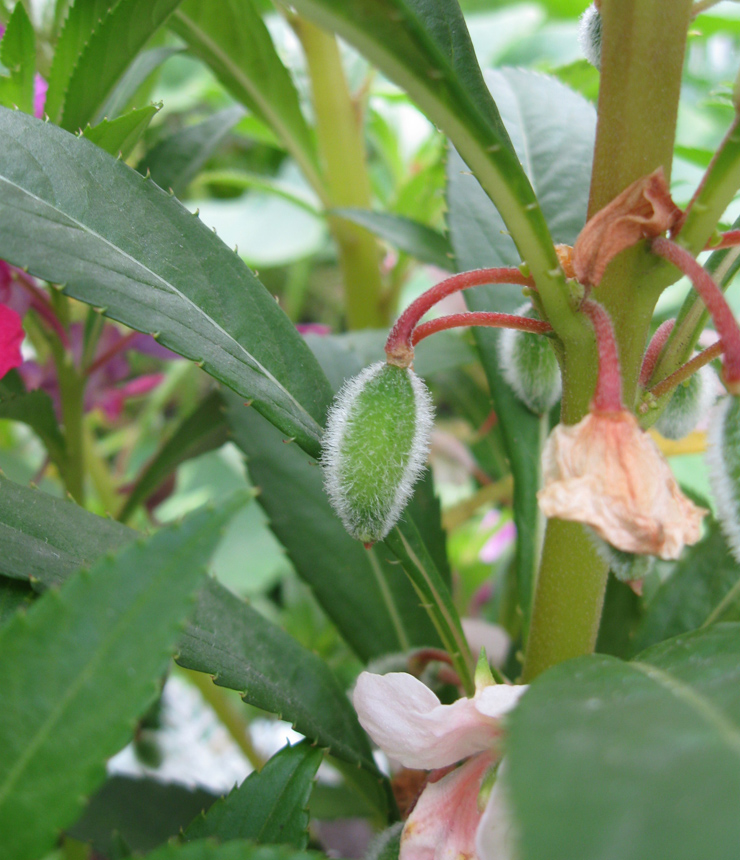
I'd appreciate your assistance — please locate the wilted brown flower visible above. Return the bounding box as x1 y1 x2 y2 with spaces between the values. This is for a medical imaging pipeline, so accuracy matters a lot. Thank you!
538 410 706 559
573 168 682 286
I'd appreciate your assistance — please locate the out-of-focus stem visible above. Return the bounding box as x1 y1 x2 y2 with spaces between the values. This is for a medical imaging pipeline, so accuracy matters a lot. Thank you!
292 17 386 329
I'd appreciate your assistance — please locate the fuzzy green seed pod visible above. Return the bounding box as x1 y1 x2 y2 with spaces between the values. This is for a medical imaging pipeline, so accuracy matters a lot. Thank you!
321 361 434 544
707 395 740 563
589 529 655 584
578 4 602 70
655 365 717 441
498 304 561 414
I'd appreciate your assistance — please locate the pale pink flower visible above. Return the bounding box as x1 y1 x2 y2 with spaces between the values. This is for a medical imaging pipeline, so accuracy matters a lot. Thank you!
353 672 526 860
537 410 706 559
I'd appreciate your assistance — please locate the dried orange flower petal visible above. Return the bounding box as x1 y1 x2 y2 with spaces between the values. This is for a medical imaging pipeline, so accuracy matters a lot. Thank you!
538 410 706 559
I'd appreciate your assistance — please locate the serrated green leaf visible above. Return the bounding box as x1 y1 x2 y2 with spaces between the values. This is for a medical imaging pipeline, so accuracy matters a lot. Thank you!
45 0 112 122
0 476 384 804
169 0 323 198
83 103 160 157
143 840 325 860
60 0 184 131
99 45 183 119
69 776 217 855
507 624 740 860
631 520 740 655
0 576 33 627
184 741 322 846
225 392 442 661
0 1 35 114
0 108 333 457
447 68 595 637
0 493 249 860
119 390 230 523
285 0 573 313
331 208 454 270
137 105 246 197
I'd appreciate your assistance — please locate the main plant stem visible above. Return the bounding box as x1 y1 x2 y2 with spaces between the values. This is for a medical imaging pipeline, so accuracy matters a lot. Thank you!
523 0 692 681
293 17 386 329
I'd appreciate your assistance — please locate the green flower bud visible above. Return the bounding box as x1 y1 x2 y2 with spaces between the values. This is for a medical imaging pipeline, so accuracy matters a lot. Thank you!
588 528 654 592
321 361 434 544
498 304 561 414
578 4 602 70
707 395 740 563
655 365 717 441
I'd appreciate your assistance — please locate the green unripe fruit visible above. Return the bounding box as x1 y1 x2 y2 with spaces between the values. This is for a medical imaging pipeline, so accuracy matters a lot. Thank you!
707 395 740 563
655 365 716 441
321 361 434 544
498 304 561 414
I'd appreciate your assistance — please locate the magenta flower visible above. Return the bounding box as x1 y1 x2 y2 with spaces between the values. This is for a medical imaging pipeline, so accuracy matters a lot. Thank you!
0 303 24 379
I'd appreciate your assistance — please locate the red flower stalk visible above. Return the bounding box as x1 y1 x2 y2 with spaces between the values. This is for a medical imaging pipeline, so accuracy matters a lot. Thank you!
639 318 676 387
704 229 740 250
580 299 623 412
411 311 551 346
651 237 740 392
385 267 533 366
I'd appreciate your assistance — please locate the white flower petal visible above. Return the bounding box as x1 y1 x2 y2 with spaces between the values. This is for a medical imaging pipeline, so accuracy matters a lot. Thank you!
474 685 528 720
353 672 503 769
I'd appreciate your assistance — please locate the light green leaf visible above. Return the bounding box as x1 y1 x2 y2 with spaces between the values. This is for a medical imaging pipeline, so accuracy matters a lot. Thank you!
82 103 161 157
45 0 112 122
447 67 595 637
143 840 326 860
98 45 183 119
169 0 324 198
0 1 35 114
60 0 185 131
138 105 246 197
119 390 230 523
225 391 442 661
0 108 332 457
332 208 454 270
284 0 573 322
184 741 322 846
0 494 248 860
507 624 740 860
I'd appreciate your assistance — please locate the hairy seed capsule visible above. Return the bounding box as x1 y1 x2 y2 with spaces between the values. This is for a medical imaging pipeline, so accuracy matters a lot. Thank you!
655 365 717 441
578 4 602 70
321 362 434 544
498 304 561 414
707 395 740 563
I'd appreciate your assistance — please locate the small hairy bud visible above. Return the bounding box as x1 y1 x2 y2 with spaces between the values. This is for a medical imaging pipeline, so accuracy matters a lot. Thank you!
321 361 434 544
588 529 654 594
578 4 602 69
655 365 717 441
498 304 561 414
707 395 740 563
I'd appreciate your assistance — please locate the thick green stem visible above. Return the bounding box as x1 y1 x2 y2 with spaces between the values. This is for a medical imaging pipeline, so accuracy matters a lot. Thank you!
293 17 386 329
523 0 691 681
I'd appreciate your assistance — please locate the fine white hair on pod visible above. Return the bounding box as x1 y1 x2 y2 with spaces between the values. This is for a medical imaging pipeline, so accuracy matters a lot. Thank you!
320 361 435 542
578 4 602 69
707 395 740 563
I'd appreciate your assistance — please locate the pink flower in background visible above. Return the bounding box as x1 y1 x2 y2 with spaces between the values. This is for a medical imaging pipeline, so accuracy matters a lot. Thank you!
478 510 517 565
353 672 526 860
0 303 24 379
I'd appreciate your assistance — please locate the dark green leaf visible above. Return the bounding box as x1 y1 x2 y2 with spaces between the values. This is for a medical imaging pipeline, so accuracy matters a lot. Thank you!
83 104 161 158
45 0 112 122
448 68 595 636
68 776 218 855
99 46 183 120
0 108 332 457
631 520 740 655
169 0 323 196
332 208 454 270
60 0 185 131
119 390 230 523
0 1 35 115
225 392 442 661
144 840 325 860
184 741 322 846
138 105 246 197
308 783 376 820
0 576 33 627
0 494 248 860
507 624 740 860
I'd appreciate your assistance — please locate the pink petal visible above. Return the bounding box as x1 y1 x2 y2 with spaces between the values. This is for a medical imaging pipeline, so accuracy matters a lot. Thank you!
401 752 495 860
479 521 516 564
0 304 24 378
476 760 518 860
353 672 504 769
461 619 510 669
